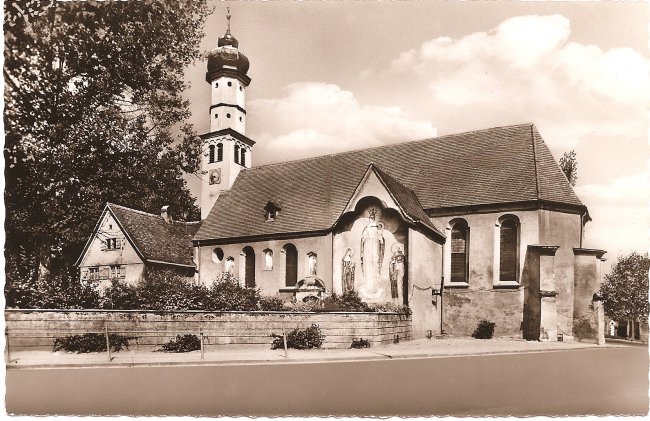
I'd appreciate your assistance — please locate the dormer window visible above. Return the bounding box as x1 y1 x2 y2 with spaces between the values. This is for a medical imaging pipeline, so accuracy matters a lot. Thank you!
241 148 246 166
234 144 240 164
208 145 216 163
264 201 281 222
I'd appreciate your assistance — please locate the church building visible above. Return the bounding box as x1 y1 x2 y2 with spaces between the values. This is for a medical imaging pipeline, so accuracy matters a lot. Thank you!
80 12 607 343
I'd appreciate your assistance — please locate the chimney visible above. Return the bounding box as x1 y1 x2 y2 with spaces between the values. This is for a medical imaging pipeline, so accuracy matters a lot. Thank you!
161 205 173 224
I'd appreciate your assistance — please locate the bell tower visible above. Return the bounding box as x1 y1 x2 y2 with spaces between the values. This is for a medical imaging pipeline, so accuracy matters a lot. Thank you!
200 8 255 219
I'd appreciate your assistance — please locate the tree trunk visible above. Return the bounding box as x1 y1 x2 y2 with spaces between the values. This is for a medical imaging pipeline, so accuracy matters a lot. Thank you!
37 242 52 284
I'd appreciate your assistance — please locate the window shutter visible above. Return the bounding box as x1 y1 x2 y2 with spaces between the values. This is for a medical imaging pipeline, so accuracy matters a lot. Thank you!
499 221 518 282
450 227 467 283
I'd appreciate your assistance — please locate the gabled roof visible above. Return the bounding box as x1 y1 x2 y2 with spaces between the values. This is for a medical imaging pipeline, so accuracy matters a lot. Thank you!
77 203 201 267
357 164 445 240
194 123 586 243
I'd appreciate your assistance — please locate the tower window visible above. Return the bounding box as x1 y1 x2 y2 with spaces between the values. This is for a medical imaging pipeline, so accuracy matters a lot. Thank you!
214 113 218 119
227 113 231 118
239 117 243 122
239 86 243 91
241 148 246 166
216 143 223 162
228 81 232 87
215 82 218 88
208 145 216 163
234 144 240 164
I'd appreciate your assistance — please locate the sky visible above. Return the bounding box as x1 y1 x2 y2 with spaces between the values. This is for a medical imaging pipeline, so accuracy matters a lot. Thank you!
183 1 649 271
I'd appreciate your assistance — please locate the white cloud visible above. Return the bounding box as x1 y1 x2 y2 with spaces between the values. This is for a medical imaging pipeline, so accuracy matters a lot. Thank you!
248 82 437 163
385 14 649 148
576 173 649 258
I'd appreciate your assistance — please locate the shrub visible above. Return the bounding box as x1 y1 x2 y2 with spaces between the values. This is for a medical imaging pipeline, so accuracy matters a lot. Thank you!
206 273 260 311
321 291 371 312
282 300 319 312
350 338 370 349
137 268 208 311
369 303 411 315
258 295 286 311
271 324 325 350
53 333 134 353
472 319 496 339
101 279 140 310
15 272 102 310
159 334 201 353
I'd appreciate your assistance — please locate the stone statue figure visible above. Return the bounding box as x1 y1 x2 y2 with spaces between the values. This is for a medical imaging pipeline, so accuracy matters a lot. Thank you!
360 209 385 299
342 247 355 292
389 243 405 299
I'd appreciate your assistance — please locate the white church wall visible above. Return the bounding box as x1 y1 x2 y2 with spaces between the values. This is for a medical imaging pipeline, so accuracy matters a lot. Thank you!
408 228 443 338
197 234 333 295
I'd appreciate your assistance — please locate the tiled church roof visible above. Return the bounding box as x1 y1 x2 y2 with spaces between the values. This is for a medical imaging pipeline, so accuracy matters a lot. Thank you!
108 204 201 266
368 164 445 238
194 123 585 243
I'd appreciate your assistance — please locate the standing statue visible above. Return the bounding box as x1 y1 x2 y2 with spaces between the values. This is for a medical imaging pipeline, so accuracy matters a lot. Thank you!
359 208 385 299
342 247 355 292
389 243 405 299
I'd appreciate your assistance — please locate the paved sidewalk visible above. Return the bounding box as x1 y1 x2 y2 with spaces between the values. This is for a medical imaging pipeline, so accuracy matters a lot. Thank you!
5 336 616 369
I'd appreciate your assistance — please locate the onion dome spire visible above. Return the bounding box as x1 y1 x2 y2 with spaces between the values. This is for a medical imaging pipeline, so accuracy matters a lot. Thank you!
207 7 250 80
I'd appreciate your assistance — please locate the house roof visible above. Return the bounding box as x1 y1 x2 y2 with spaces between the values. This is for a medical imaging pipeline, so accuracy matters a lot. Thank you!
106 203 201 266
194 123 586 243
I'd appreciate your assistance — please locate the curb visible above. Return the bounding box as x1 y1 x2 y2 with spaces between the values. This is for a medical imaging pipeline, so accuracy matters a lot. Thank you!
5 345 614 370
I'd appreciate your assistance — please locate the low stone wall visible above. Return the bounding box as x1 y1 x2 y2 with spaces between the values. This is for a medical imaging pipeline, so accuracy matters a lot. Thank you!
5 309 411 350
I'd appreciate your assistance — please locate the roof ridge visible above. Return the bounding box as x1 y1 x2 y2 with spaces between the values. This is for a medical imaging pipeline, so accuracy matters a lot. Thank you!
530 125 542 200
245 123 536 172
107 202 199 225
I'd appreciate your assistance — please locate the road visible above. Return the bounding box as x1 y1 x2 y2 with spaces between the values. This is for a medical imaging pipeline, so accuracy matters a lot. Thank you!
5 346 648 416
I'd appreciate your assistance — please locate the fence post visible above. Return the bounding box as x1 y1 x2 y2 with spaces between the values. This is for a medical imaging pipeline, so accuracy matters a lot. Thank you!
282 326 288 358
200 330 204 360
104 325 112 362
5 330 11 363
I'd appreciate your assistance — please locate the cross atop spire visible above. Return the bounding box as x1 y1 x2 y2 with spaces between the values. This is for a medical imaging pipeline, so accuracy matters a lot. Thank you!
226 7 231 35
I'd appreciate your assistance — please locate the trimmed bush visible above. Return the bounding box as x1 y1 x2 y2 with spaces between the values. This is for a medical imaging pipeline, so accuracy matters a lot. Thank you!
137 268 208 311
258 295 286 311
159 334 201 353
53 333 134 353
206 273 260 311
350 338 371 349
472 319 496 339
271 324 325 350
321 291 372 312
101 279 140 310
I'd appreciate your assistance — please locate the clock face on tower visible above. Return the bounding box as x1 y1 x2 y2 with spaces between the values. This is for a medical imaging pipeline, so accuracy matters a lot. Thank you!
209 169 222 185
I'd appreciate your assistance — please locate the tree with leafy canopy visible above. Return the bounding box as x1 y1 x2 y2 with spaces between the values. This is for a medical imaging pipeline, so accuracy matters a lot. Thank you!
4 1 211 300
559 150 578 187
598 252 649 339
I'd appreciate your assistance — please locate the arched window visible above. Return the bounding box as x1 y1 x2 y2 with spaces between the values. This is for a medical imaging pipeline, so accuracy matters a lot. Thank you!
241 148 246 167
263 249 273 270
283 243 298 287
307 252 317 276
216 143 223 162
499 218 519 282
208 145 215 163
450 220 469 283
243 246 255 288
234 144 240 164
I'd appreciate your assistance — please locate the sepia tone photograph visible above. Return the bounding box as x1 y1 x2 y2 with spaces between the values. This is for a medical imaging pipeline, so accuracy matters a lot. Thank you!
3 0 648 417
